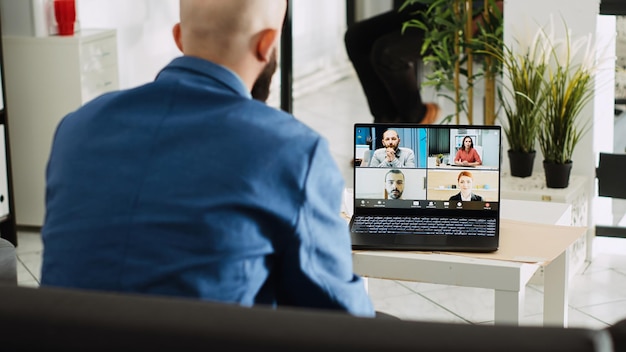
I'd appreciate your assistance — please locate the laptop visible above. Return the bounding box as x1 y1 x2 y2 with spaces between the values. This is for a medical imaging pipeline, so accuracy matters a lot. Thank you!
350 123 501 252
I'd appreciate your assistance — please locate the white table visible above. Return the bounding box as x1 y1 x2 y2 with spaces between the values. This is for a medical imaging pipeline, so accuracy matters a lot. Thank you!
351 199 584 327
500 173 590 273
501 199 572 226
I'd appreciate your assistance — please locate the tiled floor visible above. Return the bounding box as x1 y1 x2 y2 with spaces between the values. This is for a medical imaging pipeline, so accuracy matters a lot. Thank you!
15 73 626 329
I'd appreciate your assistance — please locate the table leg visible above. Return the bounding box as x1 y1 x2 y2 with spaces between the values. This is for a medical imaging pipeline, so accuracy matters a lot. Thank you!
543 250 569 327
494 287 524 325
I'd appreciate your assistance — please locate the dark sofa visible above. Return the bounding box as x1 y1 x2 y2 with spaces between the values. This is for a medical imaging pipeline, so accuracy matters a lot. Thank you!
0 284 621 351
0 238 16 284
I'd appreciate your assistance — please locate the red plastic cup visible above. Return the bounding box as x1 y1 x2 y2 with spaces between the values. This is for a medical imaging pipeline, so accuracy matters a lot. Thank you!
54 0 76 36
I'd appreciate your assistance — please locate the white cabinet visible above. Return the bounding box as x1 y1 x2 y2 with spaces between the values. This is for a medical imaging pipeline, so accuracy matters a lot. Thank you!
2 29 119 227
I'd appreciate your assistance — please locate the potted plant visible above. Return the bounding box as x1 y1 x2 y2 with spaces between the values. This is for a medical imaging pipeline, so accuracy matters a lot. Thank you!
480 32 548 177
537 24 595 188
436 153 444 166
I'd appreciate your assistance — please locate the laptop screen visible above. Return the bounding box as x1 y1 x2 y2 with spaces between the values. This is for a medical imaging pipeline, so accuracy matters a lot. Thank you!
351 123 501 252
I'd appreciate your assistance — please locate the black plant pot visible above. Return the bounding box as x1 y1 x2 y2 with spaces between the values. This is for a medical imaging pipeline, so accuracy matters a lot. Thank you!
543 161 573 188
508 150 536 178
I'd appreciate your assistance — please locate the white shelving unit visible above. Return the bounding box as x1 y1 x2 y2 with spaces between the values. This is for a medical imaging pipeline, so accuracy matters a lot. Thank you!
2 29 119 227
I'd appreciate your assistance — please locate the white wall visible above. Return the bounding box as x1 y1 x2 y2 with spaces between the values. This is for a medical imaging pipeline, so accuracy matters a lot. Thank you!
79 0 351 105
1 0 352 109
77 0 180 90
503 0 615 236
290 0 351 100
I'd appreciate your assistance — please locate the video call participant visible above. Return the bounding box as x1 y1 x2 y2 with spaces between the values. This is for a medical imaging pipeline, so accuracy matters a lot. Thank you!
384 169 405 199
454 136 482 166
369 129 416 168
449 171 484 201
40 0 374 318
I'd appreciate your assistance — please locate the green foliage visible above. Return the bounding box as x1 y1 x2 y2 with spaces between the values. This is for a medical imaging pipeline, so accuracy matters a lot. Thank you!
400 0 504 124
480 34 547 153
536 26 594 165
480 19 594 163
401 0 464 91
538 63 593 164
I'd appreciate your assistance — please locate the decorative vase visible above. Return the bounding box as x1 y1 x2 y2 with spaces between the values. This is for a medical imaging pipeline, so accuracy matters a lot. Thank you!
508 150 536 178
54 0 76 36
543 161 573 188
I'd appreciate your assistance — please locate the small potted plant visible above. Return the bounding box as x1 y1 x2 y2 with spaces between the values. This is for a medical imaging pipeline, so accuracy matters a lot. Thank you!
436 153 444 166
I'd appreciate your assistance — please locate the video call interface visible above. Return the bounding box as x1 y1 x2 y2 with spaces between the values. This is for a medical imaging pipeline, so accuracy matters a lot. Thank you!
354 125 501 211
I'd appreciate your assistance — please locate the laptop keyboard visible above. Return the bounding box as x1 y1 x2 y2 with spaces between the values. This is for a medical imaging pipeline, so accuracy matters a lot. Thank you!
352 216 497 236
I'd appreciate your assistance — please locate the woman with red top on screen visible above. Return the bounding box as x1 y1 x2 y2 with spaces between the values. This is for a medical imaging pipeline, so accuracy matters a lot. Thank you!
454 136 482 166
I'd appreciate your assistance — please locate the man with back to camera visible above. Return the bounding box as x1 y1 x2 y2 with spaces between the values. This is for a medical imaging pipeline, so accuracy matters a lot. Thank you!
369 129 416 167
384 169 405 199
40 0 374 317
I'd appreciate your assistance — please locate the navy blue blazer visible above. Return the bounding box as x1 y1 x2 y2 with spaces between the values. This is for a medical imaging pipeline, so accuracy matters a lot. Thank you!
41 56 374 317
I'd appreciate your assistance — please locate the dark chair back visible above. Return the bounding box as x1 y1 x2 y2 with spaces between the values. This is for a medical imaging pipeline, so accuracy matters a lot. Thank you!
596 152 626 200
595 152 626 238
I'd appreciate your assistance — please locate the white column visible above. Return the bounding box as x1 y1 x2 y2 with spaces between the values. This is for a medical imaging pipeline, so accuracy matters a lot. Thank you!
590 15 617 257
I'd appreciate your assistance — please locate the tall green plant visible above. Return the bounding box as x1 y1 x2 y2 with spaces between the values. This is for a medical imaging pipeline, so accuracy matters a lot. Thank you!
539 65 593 164
480 35 547 153
537 26 594 165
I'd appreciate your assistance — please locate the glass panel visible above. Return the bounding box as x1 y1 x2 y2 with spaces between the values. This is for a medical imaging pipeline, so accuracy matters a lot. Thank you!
0 63 4 111
594 16 626 235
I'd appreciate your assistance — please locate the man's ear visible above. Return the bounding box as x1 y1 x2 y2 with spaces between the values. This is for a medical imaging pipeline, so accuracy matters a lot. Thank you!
256 28 278 63
172 23 184 53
